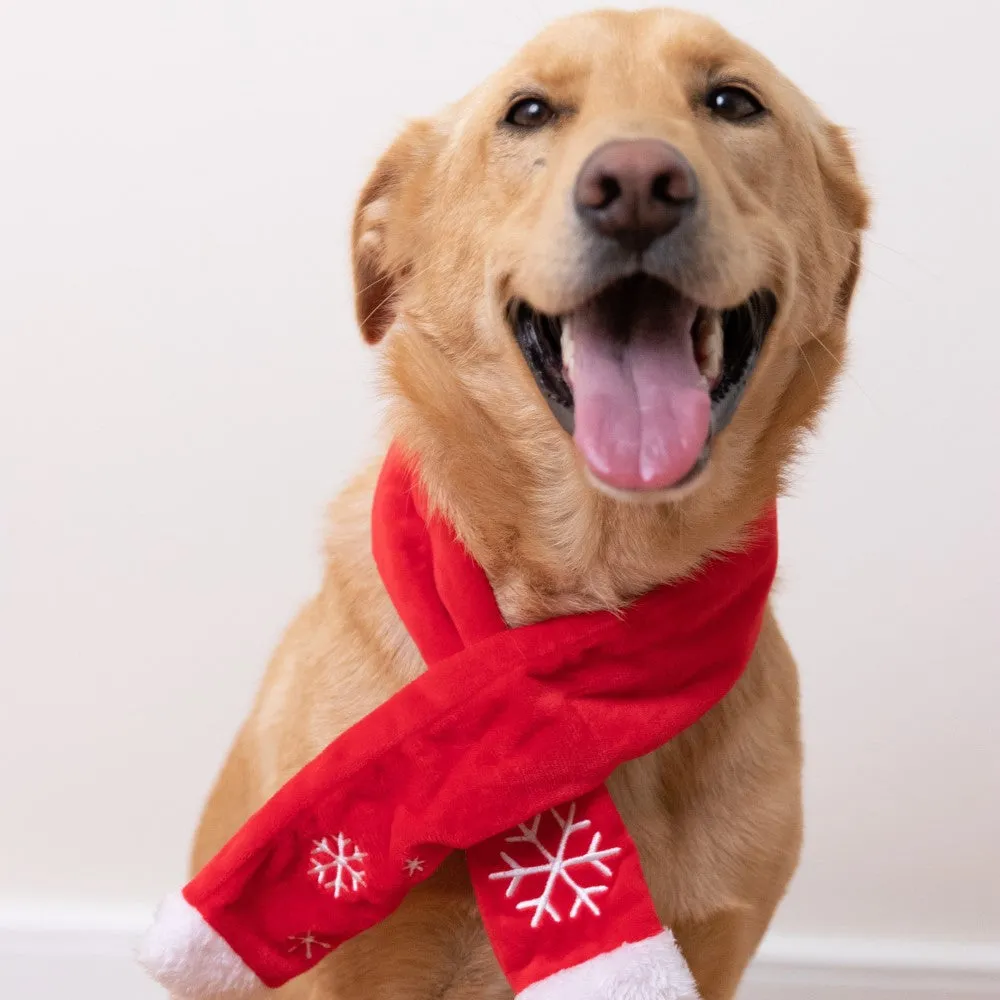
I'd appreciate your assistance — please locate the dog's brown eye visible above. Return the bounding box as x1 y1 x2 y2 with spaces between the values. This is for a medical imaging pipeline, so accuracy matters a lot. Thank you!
706 86 765 122
505 97 556 129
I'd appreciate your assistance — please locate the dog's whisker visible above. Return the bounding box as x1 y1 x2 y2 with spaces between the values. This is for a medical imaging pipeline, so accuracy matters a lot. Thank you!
800 323 883 416
359 261 440 331
830 225 939 276
355 258 438 302
796 342 821 392
818 231 917 289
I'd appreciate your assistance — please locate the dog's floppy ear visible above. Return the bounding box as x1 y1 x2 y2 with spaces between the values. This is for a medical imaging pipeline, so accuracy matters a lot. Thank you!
352 121 435 345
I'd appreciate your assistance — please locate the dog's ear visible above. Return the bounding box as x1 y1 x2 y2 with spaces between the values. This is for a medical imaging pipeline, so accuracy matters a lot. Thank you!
813 122 870 314
352 122 435 345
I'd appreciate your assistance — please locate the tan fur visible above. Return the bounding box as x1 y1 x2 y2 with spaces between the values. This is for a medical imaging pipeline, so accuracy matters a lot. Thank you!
190 9 868 999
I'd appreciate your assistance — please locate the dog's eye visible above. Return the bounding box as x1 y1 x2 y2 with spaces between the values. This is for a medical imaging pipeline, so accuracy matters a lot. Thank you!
706 86 765 122
505 97 556 129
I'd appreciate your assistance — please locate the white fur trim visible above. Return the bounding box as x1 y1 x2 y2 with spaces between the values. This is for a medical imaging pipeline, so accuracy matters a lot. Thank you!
516 929 699 1000
137 891 265 998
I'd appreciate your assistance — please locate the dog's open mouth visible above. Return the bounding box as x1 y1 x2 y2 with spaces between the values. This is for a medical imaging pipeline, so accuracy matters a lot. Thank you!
509 275 777 492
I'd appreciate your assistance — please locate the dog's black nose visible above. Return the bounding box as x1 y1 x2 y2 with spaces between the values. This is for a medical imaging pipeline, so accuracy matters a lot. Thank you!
574 139 698 253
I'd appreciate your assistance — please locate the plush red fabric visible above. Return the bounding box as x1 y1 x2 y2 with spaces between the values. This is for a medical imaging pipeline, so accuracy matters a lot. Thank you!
180 444 777 991
466 786 665 993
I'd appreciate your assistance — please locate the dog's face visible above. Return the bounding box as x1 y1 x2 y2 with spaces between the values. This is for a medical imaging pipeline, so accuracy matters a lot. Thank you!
354 9 867 551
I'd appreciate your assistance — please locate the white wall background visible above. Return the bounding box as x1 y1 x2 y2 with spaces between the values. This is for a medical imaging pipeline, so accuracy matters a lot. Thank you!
1 1 998 997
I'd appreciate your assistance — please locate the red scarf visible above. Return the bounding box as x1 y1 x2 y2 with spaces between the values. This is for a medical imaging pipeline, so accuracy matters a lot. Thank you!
140 445 778 1000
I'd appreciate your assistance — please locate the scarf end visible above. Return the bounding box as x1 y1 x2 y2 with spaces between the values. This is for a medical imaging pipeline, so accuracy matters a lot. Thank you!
139 890 267 999
515 930 700 1000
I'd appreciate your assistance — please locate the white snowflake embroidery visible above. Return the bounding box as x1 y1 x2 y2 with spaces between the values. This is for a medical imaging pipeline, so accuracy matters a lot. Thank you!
310 833 367 898
488 801 622 927
287 932 332 960
403 857 425 876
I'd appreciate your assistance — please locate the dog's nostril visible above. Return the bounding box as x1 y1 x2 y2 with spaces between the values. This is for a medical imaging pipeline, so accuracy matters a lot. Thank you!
652 167 696 205
597 175 621 209
651 173 673 204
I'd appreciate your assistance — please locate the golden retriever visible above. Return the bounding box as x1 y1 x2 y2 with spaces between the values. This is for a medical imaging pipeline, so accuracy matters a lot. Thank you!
188 8 868 999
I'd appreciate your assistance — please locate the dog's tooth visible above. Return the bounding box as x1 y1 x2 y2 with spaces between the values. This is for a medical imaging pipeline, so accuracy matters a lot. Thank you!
561 321 574 379
702 314 723 383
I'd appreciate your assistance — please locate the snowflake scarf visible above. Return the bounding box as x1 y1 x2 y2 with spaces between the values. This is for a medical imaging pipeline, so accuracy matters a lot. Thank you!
141 444 778 1000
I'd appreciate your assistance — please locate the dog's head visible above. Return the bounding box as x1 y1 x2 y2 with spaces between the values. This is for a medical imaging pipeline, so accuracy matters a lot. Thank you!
352 8 868 595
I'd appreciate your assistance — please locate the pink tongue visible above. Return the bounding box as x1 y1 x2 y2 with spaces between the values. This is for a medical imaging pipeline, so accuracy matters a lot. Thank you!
568 286 709 491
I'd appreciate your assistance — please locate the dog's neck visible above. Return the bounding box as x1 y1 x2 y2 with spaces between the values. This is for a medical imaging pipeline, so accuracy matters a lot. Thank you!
388 410 771 628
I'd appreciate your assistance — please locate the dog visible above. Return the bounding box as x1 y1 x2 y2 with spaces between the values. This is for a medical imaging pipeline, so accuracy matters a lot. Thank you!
187 8 868 999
